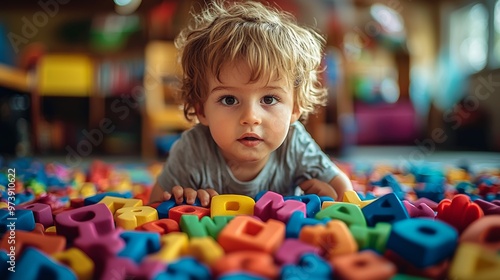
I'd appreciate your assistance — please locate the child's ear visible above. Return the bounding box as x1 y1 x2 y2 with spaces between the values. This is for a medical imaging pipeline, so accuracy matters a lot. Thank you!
195 104 209 125
290 105 301 124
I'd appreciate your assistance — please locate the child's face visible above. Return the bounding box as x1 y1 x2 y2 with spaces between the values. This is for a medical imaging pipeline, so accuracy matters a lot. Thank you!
197 60 300 165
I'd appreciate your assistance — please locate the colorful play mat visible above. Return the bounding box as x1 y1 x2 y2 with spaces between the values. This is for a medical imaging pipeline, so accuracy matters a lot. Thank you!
0 157 499 279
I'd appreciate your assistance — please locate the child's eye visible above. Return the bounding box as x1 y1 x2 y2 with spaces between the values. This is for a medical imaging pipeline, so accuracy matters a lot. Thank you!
262 95 279 105
218 95 238 106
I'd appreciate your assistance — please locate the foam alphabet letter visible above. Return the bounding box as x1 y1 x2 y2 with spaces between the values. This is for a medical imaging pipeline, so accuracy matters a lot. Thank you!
281 253 333 280
448 243 500 279
114 206 158 230
17 203 54 228
286 211 330 238
212 251 279 279
349 222 391 253
315 202 366 227
12 247 76 280
0 230 66 256
156 257 211 280
460 215 500 250
218 215 285 253
0 209 35 235
153 197 202 219
98 196 142 215
331 250 396 279
181 215 233 239
300 220 358 258
386 217 458 268
211 195 255 217
361 193 410 226
284 194 322 217
147 232 189 262
436 194 484 234
342 190 375 208
54 203 115 243
187 237 225 265
52 248 94 280
168 205 210 224
274 238 320 265
135 218 179 234
254 191 306 223
118 231 161 263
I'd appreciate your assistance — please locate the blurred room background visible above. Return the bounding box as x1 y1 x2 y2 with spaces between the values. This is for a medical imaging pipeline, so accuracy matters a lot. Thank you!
0 0 499 164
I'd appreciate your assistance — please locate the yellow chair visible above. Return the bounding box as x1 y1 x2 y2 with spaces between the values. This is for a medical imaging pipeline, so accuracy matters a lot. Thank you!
141 41 193 158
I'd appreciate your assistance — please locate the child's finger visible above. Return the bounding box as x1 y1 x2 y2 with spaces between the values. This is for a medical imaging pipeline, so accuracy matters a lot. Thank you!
162 191 172 201
183 188 198 204
171 186 185 204
197 189 211 207
300 179 338 200
309 183 337 199
205 188 219 199
318 187 338 200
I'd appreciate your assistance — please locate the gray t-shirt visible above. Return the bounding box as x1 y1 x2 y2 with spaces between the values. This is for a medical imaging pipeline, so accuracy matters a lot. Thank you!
157 121 340 198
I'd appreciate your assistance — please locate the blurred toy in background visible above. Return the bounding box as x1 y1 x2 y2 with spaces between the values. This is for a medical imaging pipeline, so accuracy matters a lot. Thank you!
90 14 141 52
0 24 15 66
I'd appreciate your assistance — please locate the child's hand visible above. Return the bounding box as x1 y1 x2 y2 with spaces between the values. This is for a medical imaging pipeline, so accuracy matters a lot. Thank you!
164 185 219 207
300 179 339 200
299 173 353 201
149 183 219 207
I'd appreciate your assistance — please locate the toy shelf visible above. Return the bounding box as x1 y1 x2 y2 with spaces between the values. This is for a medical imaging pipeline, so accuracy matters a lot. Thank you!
0 63 30 92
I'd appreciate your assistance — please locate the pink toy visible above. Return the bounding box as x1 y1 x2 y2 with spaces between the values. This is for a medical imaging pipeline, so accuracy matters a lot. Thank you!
412 197 439 211
254 191 306 222
100 257 166 280
274 238 320 265
474 199 500 215
54 203 115 243
17 202 54 228
403 200 435 218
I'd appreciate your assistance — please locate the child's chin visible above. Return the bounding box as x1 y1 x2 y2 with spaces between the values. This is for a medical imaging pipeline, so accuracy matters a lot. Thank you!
234 154 268 163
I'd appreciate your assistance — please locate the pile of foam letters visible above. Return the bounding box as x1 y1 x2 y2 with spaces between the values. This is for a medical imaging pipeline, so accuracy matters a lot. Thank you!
0 158 499 279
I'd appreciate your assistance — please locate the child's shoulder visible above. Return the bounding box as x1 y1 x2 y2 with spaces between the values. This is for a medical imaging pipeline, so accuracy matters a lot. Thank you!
180 124 211 144
289 121 308 138
286 121 316 147
174 124 213 150
290 120 306 131
280 121 307 151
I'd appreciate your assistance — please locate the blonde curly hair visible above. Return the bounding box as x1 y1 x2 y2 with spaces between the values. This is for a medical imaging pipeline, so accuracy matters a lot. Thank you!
175 0 327 121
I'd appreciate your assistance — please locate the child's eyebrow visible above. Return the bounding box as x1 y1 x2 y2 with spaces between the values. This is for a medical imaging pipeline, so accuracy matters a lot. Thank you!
210 86 233 93
263 86 287 92
210 85 287 93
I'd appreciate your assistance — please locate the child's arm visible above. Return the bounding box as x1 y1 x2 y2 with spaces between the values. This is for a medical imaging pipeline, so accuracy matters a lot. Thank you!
299 172 353 201
148 182 218 207
149 182 167 204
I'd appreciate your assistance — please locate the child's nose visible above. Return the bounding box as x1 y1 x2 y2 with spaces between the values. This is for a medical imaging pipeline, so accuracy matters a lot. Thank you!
240 103 262 125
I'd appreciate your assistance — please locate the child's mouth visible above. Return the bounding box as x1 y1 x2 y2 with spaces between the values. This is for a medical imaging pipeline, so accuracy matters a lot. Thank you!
238 135 263 147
